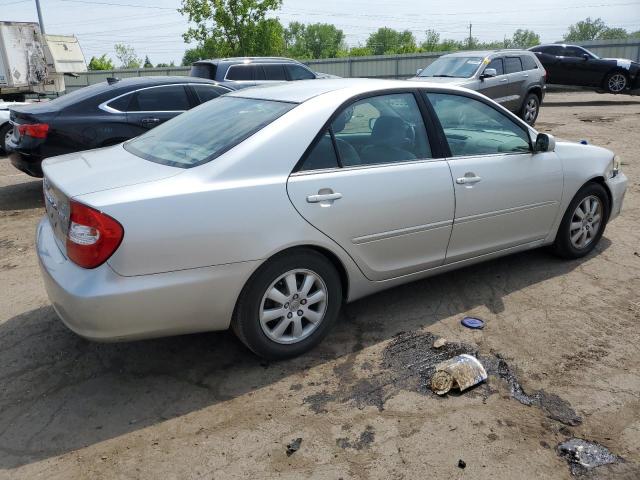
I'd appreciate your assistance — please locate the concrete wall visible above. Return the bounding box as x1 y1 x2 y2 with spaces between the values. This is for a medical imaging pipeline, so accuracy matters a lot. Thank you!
64 39 640 94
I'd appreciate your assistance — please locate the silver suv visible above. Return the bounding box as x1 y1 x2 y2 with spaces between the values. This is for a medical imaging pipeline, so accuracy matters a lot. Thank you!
410 50 546 125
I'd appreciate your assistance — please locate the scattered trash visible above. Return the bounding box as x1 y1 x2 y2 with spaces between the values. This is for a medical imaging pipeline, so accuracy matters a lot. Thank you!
461 317 485 329
433 338 447 349
431 354 487 395
557 438 620 476
286 437 302 456
458 459 466 469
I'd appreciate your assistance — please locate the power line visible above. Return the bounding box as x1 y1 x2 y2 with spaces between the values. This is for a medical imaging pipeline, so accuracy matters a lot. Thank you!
57 0 177 10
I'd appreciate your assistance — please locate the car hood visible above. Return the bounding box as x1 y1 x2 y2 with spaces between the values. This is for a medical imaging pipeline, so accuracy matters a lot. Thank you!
601 58 639 67
407 76 471 86
42 144 183 197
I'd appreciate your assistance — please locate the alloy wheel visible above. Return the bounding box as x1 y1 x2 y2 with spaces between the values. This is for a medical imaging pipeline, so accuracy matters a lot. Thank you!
608 73 626 93
569 195 603 249
259 268 328 345
524 97 538 124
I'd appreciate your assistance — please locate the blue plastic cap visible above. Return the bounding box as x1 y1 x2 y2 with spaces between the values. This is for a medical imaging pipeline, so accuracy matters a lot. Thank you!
580 140 588 145
461 317 485 329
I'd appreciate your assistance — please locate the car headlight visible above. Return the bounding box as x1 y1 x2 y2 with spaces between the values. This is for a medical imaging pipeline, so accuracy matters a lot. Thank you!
609 155 621 178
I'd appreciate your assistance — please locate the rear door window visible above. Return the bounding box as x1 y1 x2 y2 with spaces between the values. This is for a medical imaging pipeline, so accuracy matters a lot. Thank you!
562 46 585 58
106 92 133 112
286 64 316 80
504 57 523 74
486 58 504 75
262 64 288 81
192 84 229 104
300 131 340 171
129 85 190 112
226 65 265 81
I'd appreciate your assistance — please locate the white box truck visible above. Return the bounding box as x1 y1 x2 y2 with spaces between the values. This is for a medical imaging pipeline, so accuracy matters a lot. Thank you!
0 21 86 101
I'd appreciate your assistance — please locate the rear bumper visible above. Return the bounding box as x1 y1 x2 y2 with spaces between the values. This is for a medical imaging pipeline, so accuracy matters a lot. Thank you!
8 150 44 177
36 217 258 341
606 172 628 221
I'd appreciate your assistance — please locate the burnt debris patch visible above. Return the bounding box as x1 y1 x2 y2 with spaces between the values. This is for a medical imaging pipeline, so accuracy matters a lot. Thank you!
557 438 621 476
336 425 375 450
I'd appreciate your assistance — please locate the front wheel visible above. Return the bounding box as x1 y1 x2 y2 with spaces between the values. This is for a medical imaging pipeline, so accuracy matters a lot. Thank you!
553 183 609 259
604 71 628 94
520 93 540 126
232 249 343 359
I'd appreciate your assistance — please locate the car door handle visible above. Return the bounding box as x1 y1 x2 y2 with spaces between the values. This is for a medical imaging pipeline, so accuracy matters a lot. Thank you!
307 192 342 203
141 117 160 125
522 73 529 77
456 175 482 185
499 78 508 83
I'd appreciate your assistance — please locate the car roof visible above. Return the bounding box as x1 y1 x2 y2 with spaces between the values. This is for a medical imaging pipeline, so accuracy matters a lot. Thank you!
227 78 469 104
194 57 302 66
102 76 224 87
442 49 534 58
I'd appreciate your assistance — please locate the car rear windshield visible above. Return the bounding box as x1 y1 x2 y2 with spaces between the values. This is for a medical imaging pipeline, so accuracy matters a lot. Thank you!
418 56 483 78
124 97 295 168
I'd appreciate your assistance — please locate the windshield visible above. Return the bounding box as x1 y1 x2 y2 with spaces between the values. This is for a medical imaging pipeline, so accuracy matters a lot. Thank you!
418 56 483 78
124 97 295 168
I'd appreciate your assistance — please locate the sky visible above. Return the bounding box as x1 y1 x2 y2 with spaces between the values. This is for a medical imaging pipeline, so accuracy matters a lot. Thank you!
3 0 640 65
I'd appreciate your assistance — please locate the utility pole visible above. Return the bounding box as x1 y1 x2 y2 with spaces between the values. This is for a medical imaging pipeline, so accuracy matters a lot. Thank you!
468 23 472 48
35 0 45 34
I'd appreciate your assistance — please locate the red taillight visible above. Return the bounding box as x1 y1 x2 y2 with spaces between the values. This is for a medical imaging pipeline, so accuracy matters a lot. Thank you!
18 123 49 139
66 201 124 269
543 69 548 82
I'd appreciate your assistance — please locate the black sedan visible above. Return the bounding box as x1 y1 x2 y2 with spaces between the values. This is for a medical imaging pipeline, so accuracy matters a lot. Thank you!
529 44 640 94
7 77 236 177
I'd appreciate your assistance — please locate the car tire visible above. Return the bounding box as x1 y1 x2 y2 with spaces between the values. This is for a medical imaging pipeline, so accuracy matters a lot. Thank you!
604 71 628 94
553 182 609 259
520 93 540 126
232 248 343 360
0 123 12 154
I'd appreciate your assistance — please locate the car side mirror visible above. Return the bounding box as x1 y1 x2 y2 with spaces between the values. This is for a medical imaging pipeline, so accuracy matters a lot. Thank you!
416 68 423 75
480 68 497 80
582 53 590 60
534 133 555 153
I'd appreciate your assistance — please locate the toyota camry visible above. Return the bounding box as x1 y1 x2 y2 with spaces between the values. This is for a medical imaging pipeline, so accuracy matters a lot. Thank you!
37 79 628 359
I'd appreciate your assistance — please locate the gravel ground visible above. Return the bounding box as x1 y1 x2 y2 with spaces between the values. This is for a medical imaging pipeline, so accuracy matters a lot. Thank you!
1 91 639 480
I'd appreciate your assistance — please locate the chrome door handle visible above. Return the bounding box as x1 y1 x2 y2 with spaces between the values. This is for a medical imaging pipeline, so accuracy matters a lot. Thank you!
523 74 529 77
499 78 508 83
307 192 342 203
141 117 161 125
456 176 482 185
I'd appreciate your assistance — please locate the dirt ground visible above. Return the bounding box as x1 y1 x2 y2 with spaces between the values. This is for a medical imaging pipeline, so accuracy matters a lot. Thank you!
1 91 639 480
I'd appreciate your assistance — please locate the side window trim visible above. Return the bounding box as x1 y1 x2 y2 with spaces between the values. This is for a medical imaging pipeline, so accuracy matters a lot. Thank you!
420 89 533 158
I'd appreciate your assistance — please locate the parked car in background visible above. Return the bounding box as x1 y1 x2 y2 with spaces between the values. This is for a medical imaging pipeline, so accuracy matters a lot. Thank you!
529 44 640 94
409 50 546 125
189 57 337 86
36 79 626 359
7 76 235 177
0 100 27 153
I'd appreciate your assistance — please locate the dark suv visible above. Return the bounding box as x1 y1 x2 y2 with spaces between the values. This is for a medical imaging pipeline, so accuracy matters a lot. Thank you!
7 76 234 177
189 57 334 86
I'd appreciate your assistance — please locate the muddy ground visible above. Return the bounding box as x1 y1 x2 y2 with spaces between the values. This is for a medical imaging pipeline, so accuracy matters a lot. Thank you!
1 91 639 479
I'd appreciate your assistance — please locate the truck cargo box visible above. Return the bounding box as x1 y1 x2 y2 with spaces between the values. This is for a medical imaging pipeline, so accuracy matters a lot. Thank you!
0 22 47 88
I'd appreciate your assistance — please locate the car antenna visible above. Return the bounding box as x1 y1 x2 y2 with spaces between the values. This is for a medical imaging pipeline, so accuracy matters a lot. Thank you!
106 77 121 85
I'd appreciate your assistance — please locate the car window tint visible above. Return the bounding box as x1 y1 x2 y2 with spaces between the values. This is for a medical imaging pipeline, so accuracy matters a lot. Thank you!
226 65 252 81
426 93 531 156
129 85 190 112
125 97 294 168
563 47 585 58
286 64 316 80
262 64 287 80
300 131 340 171
332 93 432 166
504 57 523 74
107 93 133 111
521 55 538 70
486 58 504 75
192 85 227 104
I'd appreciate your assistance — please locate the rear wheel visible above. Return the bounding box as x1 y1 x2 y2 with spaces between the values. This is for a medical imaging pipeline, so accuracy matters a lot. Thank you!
604 71 627 94
520 93 540 126
232 249 343 359
553 183 609 259
0 123 12 154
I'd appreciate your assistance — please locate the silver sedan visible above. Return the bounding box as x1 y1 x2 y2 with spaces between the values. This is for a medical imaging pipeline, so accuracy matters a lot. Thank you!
37 79 628 359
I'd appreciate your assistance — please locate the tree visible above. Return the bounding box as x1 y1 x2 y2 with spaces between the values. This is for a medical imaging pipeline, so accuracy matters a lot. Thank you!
180 0 284 57
143 55 153 68
284 22 346 59
420 29 440 51
114 43 141 69
511 29 540 48
564 17 608 41
87 54 114 70
348 46 372 57
598 27 628 40
366 28 417 55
